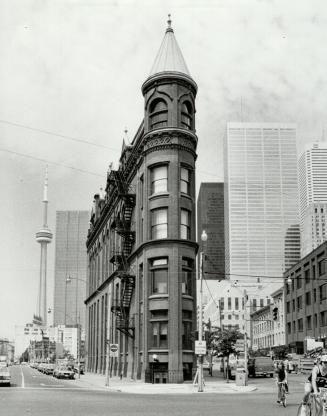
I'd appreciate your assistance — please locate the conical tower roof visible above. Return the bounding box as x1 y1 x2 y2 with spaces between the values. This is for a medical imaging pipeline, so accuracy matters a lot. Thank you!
149 16 191 77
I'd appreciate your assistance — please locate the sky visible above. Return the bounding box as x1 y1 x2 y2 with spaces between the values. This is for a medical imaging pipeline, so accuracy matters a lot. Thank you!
1 0 327 340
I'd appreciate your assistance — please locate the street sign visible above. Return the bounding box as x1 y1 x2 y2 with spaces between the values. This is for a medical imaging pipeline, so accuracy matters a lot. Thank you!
195 340 207 355
109 343 119 357
235 339 245 352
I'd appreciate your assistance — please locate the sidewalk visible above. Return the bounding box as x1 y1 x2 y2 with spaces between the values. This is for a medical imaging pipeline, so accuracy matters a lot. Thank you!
73 372 257 394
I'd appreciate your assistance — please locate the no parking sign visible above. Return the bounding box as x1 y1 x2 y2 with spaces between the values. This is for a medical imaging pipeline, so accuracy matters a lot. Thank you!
110 344 119 357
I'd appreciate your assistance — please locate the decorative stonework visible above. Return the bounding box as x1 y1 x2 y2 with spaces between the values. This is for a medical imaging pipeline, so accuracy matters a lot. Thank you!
143 129 197 156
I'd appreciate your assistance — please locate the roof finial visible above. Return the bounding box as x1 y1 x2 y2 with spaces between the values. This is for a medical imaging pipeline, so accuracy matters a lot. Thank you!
166 14 173 32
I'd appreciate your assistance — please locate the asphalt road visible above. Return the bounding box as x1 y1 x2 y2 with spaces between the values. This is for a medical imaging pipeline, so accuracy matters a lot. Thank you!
1 365 307 416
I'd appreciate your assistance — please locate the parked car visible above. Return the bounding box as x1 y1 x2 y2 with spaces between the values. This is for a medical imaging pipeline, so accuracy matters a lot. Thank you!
44 364 55 375
248 356 274 378
0 366 11 386
53 365 75 379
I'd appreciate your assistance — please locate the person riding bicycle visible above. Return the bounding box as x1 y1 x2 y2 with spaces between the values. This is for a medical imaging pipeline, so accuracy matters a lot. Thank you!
300 354 327 416
275 361 288 403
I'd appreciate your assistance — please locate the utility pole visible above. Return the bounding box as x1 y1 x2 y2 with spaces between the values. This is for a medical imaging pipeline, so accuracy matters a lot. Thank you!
197 230 207 392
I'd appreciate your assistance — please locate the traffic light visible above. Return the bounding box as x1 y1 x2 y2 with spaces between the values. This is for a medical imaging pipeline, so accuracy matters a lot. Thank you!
272 307 278 320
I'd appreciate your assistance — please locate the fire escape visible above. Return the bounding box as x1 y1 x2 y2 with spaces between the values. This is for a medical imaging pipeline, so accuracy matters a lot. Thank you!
109 170 136 339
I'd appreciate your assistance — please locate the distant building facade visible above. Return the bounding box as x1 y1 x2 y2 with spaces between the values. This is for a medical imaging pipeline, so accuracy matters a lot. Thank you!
251 287 285 350
285 241 327 354
85 20 198 383
225 123 300 297
284 225 301 272
302 203 327 257
53 211 89 329
299 142 327 256
14 323 43 360
197 183 224 280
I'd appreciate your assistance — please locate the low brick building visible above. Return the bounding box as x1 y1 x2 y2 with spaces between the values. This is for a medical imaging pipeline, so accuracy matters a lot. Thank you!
284 241 327 354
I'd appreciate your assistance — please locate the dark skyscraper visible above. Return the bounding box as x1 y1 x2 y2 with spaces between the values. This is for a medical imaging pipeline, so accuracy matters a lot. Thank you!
53 211 89 330
197 183 225 280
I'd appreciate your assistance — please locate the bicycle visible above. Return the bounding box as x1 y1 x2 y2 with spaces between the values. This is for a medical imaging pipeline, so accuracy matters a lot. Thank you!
297 387 327 416
277 381 287 408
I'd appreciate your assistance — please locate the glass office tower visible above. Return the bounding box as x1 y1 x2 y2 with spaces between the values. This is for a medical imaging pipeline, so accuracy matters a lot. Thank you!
224 123 300 295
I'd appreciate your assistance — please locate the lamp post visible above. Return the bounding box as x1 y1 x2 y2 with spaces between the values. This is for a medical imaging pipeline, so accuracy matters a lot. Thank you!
65 276 86 379
198 229 207 393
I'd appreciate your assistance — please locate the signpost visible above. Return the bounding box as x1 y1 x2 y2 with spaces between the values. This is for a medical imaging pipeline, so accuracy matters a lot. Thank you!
195 340 207 356
235 339 245 352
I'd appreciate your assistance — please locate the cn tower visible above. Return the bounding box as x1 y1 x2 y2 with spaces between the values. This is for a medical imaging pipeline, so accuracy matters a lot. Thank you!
35 167 53 325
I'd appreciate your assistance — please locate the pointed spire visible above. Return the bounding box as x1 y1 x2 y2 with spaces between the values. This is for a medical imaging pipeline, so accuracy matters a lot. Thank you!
148 15 191 78
43 165 48 202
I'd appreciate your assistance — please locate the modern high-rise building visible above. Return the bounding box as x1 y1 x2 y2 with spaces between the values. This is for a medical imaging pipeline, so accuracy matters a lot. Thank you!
298 142 327 256
197 183 224 280
53 211 89 330
224 123 300 296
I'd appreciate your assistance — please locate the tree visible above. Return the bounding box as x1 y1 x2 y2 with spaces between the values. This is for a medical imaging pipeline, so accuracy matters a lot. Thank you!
272 345 289 360
208 326 244 381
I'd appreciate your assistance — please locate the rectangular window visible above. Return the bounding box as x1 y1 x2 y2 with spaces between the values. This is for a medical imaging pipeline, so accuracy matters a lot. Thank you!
292 299 295 312
151 208 168 239
307 316 312 330
180 209 191 239
235 298 239 310
321 311 327 327
139 264 143 302
287 322 291 334
140 175 144 209
151 165 168 194
150 258 168 294
305 269 310 284
318 259 326 276
296 275 302 289
286 301 290 314
305 292 311 306
320 284 327 302
314 289 317 302
182 312 192 350
315 314 318 328
180 167 190 195
292 279 295 291
151 321 168 348
182 258 193 295
313 265 316 280
298 318 303 332
220 298 224 310
228 297 231 310
297 296 302 310
260 299 264 308
253 299 257 310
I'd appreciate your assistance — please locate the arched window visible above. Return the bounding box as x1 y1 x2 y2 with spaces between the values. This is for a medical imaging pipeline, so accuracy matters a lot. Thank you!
181 101 193 130
149 99 168 130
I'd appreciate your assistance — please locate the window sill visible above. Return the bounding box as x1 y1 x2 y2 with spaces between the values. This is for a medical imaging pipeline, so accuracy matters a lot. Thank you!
149 192 170 201
149 294 169 299
180 193 192 200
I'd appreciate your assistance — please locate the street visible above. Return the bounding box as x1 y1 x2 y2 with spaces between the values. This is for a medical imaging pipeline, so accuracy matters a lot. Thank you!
0 365 307 416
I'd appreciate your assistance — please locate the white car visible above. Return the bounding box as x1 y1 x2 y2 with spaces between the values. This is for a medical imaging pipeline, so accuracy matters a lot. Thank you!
0 367 11 386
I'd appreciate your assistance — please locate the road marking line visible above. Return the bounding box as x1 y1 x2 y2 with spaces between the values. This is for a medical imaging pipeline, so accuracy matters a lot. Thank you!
20 365 25 388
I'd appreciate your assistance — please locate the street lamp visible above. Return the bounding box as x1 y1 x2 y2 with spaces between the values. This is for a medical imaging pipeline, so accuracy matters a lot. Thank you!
198 229 207 392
